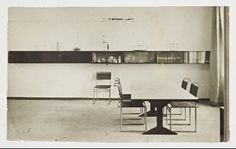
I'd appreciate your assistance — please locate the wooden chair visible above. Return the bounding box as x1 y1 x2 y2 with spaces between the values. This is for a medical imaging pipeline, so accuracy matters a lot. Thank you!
114 78 147 132
93 72 112 104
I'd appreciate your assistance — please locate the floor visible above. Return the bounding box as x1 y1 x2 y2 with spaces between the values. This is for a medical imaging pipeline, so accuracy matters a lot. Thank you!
7 99 220 142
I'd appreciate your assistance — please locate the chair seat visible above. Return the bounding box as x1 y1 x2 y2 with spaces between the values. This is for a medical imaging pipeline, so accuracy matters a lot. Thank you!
94 85 111 89
170 101 197 108
122 101 145 107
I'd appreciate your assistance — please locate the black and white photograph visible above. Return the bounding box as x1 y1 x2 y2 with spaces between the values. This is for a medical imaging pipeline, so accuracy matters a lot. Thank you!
0 0 236 148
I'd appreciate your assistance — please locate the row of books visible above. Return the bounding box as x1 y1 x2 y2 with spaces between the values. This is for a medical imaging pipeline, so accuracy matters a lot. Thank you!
156 51 209 64
186 51 209 64
92 51 210 64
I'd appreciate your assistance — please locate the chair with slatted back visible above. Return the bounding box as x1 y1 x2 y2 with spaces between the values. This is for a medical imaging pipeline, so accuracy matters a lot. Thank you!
114 78 147 132
166 82 199 132
93 72 112 104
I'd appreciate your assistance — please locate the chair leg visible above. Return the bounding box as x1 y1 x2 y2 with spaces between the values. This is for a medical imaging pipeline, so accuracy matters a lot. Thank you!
108 88 111 104
184 108 187 120
165 106 172 125
166 106 168 124
93 88 96 104
170 107 172 130
189 108 191 125
173 106 197 133
144 107 147 130
163 107 166 116
120 107 123 131
195 105 197 132
166 107 187 122
120 106 147 132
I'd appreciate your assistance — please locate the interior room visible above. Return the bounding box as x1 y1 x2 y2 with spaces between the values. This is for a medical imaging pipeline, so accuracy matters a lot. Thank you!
7 7 229 142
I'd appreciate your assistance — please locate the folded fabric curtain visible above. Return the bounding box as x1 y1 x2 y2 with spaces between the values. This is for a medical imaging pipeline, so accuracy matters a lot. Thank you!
210 6 228 106
210 6 229 142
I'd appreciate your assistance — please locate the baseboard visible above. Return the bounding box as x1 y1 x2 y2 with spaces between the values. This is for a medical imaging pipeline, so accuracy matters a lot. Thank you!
7 97 120 100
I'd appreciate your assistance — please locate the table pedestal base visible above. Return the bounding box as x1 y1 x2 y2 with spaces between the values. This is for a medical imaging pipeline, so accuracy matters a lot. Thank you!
143 126 177 135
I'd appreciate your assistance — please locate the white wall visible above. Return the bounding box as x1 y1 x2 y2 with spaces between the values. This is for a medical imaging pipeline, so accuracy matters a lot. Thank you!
8 64 210 98
8 7 213 51
8 7 214 98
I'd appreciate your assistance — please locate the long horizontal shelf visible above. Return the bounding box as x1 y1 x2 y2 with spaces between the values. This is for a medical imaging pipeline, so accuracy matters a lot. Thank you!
8 51 210 64
8 51 92 63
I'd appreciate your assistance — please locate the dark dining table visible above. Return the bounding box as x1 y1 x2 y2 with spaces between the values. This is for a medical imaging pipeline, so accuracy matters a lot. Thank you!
130 81 198 135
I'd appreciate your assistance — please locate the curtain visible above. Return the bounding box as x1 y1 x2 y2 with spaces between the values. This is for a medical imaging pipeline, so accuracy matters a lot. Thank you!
210 6 228 105
210 6 229 142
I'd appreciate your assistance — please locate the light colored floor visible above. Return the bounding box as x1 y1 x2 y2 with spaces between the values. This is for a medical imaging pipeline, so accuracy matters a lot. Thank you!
7 99 220 142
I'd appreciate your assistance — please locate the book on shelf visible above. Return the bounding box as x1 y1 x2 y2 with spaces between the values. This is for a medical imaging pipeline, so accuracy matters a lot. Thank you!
197 51 206 64
189 52 197 63
184 52 189 63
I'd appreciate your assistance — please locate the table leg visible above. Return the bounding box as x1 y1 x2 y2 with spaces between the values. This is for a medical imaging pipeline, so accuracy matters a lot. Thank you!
143 101 177 135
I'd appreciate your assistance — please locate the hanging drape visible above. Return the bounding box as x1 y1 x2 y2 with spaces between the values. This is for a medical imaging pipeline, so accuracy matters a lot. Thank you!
210 6 229 106
210 6 229 142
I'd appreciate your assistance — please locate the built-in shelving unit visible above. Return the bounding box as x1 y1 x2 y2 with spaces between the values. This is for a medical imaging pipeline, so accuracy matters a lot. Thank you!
8 51 210 64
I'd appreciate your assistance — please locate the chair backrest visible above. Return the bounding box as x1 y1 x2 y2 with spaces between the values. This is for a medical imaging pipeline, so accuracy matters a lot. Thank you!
181 78 191 90
96 72 111 85
189 82 199 97
114 78 122 98
114 78 132 105
96 72 111 80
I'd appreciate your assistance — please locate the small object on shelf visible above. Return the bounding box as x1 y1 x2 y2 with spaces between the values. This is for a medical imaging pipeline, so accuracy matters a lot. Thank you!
73 47 81 51
157 57 160 64
92 53 96 63
108 56 114 63
173 57 176 63
101 57 106 63
160 57 164 64
113 58 118 63
164 57 168 64
118 56 122 63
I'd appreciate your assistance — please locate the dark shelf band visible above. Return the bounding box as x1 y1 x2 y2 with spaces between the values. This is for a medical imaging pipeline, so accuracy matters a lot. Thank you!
8 51 92 63
8 51 210 64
